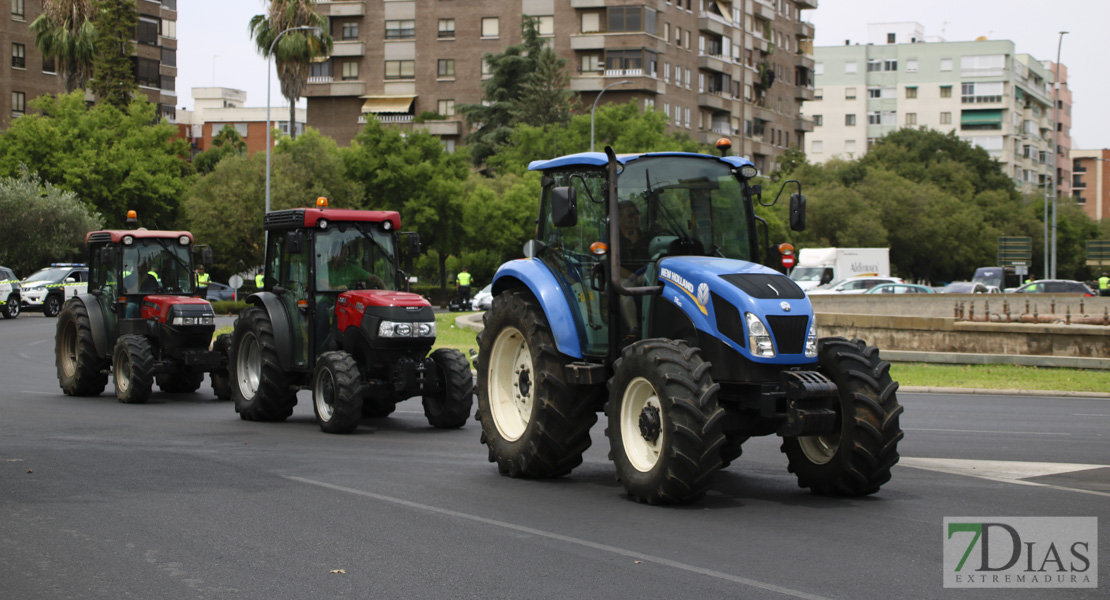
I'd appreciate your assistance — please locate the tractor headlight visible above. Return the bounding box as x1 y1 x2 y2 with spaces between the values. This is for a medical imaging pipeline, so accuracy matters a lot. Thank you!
805 321 818 358
378 321 436 338
172 316 214 326
745 312 775 358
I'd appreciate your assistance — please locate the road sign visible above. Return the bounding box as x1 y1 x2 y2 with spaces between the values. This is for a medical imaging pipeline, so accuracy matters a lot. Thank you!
782 255 795 268
228 275 244 289
998 236 1032 267
1086 240 1110 266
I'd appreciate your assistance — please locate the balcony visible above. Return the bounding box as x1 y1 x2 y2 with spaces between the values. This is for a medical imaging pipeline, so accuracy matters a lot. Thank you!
570 0 607 6
793 117 814 132
305 77 365 97
795 0 819 8
414 120 464 137
697 14 730 37
750 105 775 123
697 92 731 112
570 71 663 94
794 21 815 39
753 0 775 20
697 54 732 75
570 34 606 51
331 41 364 57
698 130 734 146
794 86 814 101
316 0 365 17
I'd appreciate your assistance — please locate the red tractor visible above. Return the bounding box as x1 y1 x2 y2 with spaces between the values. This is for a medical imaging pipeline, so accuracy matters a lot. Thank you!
228 198 473 434
55 213 230 403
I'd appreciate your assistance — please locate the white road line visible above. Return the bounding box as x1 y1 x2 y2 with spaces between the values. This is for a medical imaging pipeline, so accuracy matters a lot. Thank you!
905 425 1070 434
1073 414 1110 417
19 391 57 396
28 339 48 346
900 457 1110 499
287 476 833 600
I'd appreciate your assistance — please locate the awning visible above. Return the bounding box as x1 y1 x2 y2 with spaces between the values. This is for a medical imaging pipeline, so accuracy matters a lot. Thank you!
961 109 1003 125
360 96 415 114
714 1 733 23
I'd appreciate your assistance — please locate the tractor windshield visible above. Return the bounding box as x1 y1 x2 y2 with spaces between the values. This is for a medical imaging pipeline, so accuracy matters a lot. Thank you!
121 239 194 294
616 156 754 264
315 225 396 292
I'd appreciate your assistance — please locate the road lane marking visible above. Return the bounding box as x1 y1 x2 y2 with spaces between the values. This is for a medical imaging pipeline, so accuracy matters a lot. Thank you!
899 457 1110 498
906 428 1070 436
1073 414 1110 417
287 476 833 600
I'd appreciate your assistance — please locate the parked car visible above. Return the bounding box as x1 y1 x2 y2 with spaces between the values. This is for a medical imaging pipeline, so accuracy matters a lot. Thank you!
941 281 993 294
472 283 493 310
808 276 903 294
20 263 88 317
1 265 20 319
205 281 236 302
864 283 936 295
1011 279 1096 296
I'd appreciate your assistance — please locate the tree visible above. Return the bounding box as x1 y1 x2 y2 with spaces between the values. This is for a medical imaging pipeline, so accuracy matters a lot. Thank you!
90 0 138 107
0 91 191 229
30 0 97 93
512 42 578 147
0 167 103 275
249 0 331 141
193 126 247 174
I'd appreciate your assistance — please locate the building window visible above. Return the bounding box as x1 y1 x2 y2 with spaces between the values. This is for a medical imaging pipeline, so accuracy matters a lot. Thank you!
883 59 897 71
161 47 176 68
906 58 918 72
581 54 600 74
481 59 491 77
814 62 823 75
940 85 952 98
685 68 691 89
536 15 554 36
812 140 823 153
137 18 159 45
906 86 917 99
906 112 917 125
867 59 881 72
813 115 822 126
867 87 881 99
309 60 332 79
438 99 455 117
844 60 857 74
11 43 24 69
437 59 455 78
161 75 174 92
940 58 953 71
961 54 1005 77
136 57 159 87
845 87 856 100
11 0 24 20
438 19 455 39
940 111 952 125
384 60 413 80
581 12 600 33
385 20 415 40
342 22 359 41
42 56 55 74
845 139 857 153
663 22 669 42
868 111 881 125
11 91 25 116
684 30 691 49
161 19 176 39
342 61 359 80
962 82 1003 104
812 87 821 100
845 114 856 126
481 17 499 38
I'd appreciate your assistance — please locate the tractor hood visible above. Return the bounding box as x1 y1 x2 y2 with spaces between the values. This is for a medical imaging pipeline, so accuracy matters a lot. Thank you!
338 289 429 310
654 256 816 363
140 296 216 325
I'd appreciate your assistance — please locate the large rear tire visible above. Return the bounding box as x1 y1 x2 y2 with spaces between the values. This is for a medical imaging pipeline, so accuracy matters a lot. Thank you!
606 339 725 504
422 348 474 429
113 335 154 404
55 300 107 396
476 288 597 478
230 307 296 421
2 294 19 319
209 334 232 401
312 351 364 434
781 337 903 496
43 294 63 318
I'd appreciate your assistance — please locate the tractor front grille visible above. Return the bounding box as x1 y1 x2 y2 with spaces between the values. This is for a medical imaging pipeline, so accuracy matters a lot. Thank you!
87 232 112 244
767 315 809 355
719 273 805 299
264 210 306 230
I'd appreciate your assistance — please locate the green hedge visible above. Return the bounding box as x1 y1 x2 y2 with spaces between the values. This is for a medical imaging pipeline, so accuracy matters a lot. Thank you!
210 300 250 315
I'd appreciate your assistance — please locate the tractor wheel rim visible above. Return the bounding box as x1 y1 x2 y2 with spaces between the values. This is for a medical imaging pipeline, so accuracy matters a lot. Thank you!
61 322 77 377
314 368 336 421
620 377 663 473
116 351 131 394
799 433 839 465
237 333 261 398
488 326 532 442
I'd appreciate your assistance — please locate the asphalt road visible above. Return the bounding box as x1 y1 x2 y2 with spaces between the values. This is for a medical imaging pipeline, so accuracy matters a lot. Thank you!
2 314 1107 599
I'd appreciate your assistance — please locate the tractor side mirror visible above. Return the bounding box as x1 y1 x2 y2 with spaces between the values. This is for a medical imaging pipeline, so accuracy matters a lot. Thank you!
200 246 213 267
399 232 420 274
522 239 545 259
286 231 304 254
551 186 577 228
789 193 807 231
750 184 762 205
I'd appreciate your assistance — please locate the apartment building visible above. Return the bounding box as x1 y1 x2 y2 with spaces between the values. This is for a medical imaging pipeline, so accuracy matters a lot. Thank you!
176 87 306 157
805 23 1067 196
0 0 179 129
1073 149 1109 222
307 0 816 171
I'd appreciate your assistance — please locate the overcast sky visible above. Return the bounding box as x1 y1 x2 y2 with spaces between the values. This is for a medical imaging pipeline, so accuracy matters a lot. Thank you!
177 0 1109 149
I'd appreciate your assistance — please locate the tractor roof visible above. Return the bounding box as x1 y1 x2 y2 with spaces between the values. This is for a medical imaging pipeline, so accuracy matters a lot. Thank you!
86 229 194 244
528 151 755 172
264 208 401 231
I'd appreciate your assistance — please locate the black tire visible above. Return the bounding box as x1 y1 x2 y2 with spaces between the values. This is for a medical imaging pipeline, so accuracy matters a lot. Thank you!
781 337 904 496
2 294 19 319
156 370 204 394
230 307 296 422
43 294 63 318
312 351 364 434
422 348 474 429
361 392 397 419
113 335 154 404
209 334 232 401
720 433 750 469
55 300 107 396
606 339 726 504
476 288 598 478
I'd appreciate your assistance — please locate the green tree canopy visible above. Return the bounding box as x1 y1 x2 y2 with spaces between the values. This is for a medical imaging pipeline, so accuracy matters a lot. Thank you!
30 0 97 93
90 0 138 107
192 126 248 174
0 168 104 275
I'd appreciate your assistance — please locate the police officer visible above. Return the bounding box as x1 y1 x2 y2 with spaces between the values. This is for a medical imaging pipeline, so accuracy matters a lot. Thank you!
456 267 473 310
1099 272 1110 297
195 265 210 299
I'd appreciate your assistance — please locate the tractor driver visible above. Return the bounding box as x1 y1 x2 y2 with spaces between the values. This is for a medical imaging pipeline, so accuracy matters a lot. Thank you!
319 240 385 291
617 200 651 338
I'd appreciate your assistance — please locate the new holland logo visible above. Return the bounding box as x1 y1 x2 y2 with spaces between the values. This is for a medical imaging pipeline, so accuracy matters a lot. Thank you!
659 268 707 315
696 283 710 307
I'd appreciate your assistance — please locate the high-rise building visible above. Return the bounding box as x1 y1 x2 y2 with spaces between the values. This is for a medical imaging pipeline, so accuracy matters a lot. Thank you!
805 23 1067 196
0 0 178 129
307 0 816 170
1072 149 1109 222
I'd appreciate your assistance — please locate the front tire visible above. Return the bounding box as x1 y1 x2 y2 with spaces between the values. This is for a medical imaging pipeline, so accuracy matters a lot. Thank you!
2 294 19 319
606 340 725 504
43 294 63 318
113 335 154 404
422 348 474 429
56 300 107 396
476 288 598 478
312 351 364 434
781 337 904 496
230 307 296 422
209 334 232 401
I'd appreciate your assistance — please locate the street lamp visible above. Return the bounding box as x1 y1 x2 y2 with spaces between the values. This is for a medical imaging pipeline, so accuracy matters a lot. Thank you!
266 25 320 216
1049 30 1067 279
590 79 631 152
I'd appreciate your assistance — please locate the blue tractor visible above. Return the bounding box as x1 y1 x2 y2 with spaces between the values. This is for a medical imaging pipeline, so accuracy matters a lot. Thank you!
475 146 903 504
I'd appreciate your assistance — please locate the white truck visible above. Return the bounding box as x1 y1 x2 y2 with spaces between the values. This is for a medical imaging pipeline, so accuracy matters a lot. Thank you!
789 248 891 291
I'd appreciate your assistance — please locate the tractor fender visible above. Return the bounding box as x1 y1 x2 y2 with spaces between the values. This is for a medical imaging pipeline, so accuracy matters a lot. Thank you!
72 294 110 359
492 259 583 359
245 292 295 371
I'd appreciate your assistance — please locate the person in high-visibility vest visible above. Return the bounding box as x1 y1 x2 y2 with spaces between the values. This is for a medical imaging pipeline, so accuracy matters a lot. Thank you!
255 267 265 290
456 267 473 309
1099 272 1110 297
195 265 210 299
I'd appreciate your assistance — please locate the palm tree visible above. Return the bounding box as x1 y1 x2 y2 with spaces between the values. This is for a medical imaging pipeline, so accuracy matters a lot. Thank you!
30 0 97 93
249 0 331 140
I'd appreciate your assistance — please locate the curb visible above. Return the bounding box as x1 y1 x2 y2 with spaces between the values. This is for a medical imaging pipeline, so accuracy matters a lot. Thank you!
899 386 1110 399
